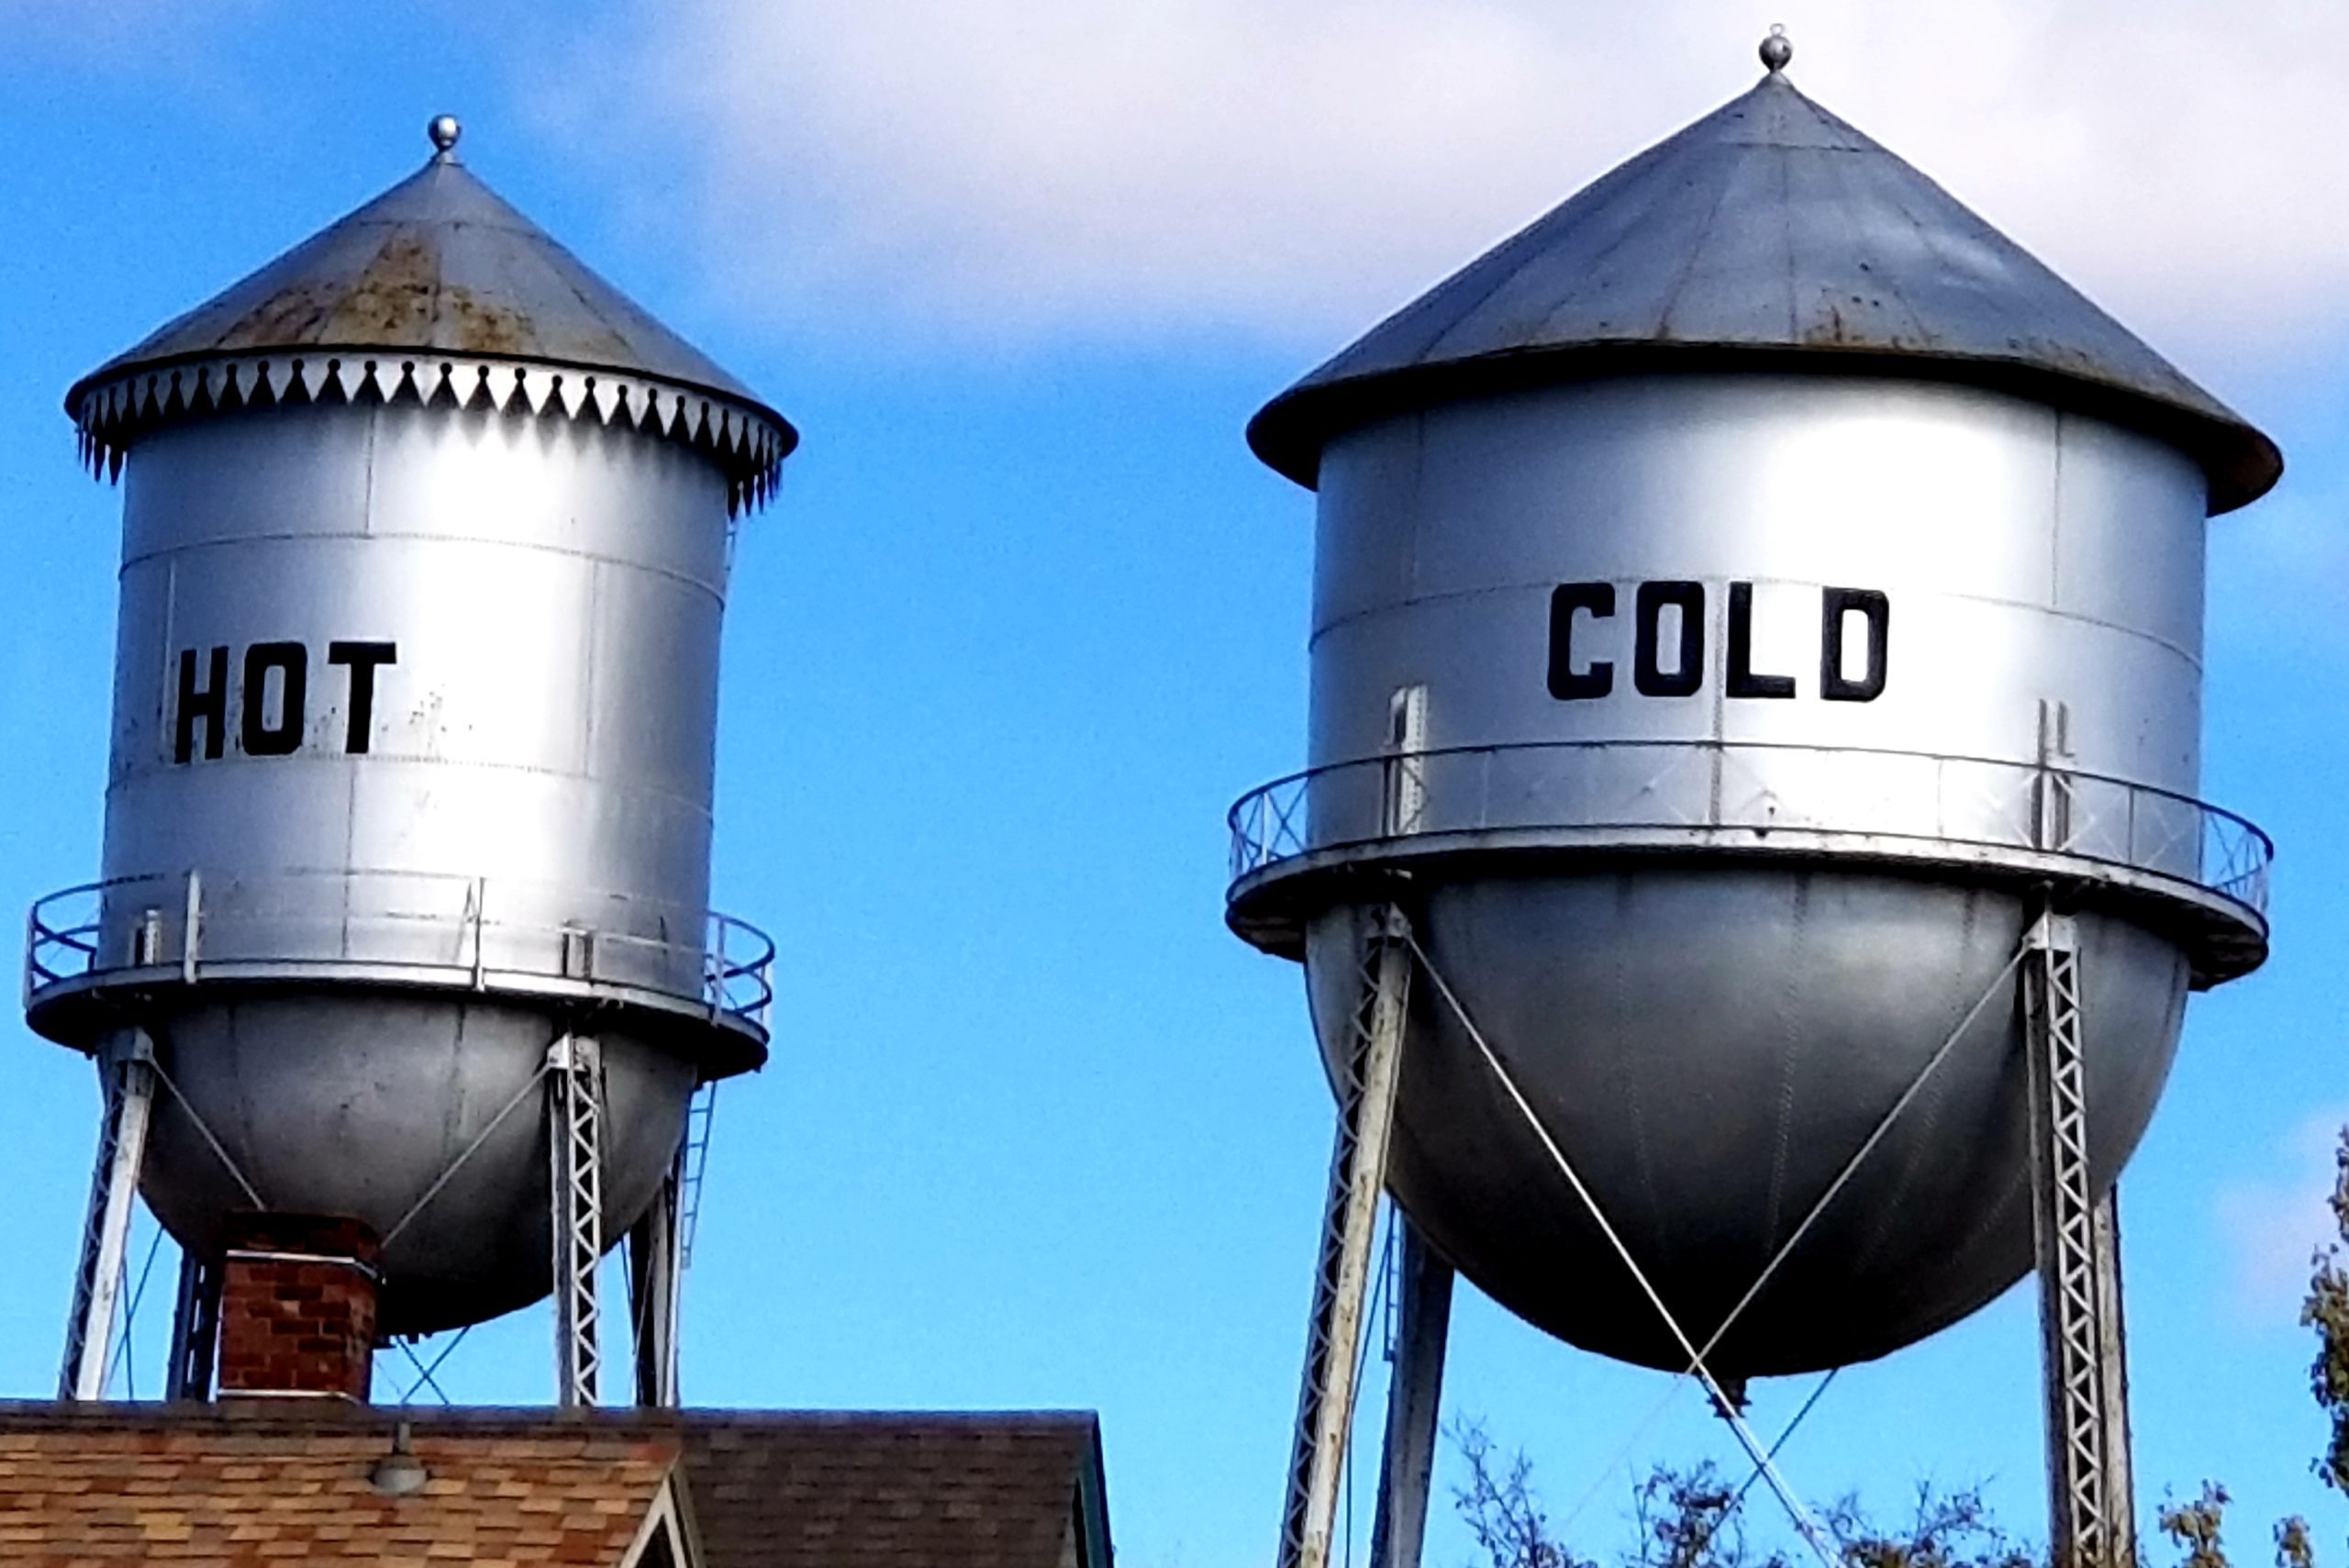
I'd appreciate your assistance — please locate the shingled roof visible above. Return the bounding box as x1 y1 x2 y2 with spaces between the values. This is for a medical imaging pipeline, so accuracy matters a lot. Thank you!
0 1404 1111 1568
675 1413 1109 1568
0 1408 682 1565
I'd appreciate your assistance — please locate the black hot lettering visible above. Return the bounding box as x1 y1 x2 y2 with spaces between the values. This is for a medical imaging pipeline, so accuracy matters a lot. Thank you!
1546 583 1615 700
1726 582 1796 699
174 647 229 764
328 641 397 754
1632 581 1705 698
239 641 307 756
1820 587 1890 702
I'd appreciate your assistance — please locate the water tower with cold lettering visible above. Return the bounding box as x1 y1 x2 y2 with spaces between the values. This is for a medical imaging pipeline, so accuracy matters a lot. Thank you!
27 117 791 1408
1228 35 2278 1568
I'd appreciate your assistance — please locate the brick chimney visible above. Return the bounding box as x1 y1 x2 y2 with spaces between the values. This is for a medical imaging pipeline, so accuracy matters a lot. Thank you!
216 1214 380 1401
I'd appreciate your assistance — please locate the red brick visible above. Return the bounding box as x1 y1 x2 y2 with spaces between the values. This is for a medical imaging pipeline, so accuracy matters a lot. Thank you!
216 1213 380 1402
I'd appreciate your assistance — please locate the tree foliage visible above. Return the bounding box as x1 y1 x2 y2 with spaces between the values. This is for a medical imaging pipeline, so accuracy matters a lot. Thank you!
2276 1516 2315 1568
1449 1420 1591 1568
2305 1135 2349 1497
1447 1422 2029 1568
2157 1484 2230 1568
1823 1484 2033 1568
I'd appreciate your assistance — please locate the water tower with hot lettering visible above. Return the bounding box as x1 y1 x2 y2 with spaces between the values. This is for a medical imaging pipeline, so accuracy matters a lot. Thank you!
27 117 791 1408
1230 36 2278 1568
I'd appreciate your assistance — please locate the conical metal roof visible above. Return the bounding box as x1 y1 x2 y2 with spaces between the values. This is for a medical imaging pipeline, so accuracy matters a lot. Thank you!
68 122 795 512
1249 66 2280 514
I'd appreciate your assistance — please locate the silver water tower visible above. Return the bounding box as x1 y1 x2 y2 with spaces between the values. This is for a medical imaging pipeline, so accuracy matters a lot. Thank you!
1235 38 2277 1568
28 117 791 1407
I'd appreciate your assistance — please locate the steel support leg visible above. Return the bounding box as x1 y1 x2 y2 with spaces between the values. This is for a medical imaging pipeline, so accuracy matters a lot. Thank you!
1369 1218 1453 1568
2092 1191 2134 1550
61 1032 160 1401
628 1149 685 1408
1276 905 1413 1568
2024 905 2134 1568
549 1032 606 1409
165 1249 221 1402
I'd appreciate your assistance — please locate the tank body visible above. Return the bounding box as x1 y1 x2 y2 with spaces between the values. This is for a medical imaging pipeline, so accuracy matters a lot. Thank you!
1284 374 2213 1373
108 403 727 953
1308 375 2207 795
128 999 694 1334
1307 878 2185 1373
90 402 734 1332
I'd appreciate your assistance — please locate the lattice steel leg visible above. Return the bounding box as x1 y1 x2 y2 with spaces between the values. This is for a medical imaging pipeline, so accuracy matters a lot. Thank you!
166 1248 221 1402
549 1032 606 1409
2092 1191 2133 1552
61 1032 159 1401
1277 905 1413 1568
1370 1218 1453 1568
2024 905 2133 1568
628 1147 685 1408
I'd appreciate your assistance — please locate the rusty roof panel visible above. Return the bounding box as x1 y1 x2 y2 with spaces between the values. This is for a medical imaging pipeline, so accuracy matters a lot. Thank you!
80 152 759 406
65 136 796 506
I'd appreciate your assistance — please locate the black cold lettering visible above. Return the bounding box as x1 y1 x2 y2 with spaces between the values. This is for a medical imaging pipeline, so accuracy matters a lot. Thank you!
239 641 307 756
1632 581 1705 698
1726 581 1796 699
1820 587 1890 702
1546 583 1616 700
174 646 229 764
328 640 397 754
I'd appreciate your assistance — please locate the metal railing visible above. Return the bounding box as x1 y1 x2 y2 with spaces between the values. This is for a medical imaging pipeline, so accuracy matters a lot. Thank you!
25 866 775 1033
701 912 776 1029
1227 740 2272 917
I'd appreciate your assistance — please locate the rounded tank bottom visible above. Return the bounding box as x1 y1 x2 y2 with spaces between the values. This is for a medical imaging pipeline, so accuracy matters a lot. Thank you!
1303 862 2188 1376
126 987 696 1336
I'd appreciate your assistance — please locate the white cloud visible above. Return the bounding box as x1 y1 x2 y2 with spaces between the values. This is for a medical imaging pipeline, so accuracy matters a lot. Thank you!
540 0 2349 376
2217 1108 2349 1323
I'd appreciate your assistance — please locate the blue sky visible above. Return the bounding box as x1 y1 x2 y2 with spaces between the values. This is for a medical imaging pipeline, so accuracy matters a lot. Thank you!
3 5 2346 1567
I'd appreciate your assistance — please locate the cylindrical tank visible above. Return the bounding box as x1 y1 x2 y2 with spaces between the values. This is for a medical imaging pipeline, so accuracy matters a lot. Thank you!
1230 66 2277 1374
25 122 794 1334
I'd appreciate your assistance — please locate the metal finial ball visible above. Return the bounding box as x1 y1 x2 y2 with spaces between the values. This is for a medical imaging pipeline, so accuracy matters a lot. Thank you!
427 115 462 155
1760 24 1792 72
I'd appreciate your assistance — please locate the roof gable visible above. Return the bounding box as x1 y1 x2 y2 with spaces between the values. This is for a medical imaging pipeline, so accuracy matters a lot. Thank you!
621 1473 702 1568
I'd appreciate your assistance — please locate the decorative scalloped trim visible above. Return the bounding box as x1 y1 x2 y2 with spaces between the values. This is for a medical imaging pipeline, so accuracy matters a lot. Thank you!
70 353 792 515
